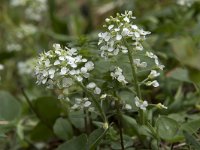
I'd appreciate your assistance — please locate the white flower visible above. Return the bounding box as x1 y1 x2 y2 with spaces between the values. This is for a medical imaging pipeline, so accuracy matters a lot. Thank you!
76 76 83 82
105 18 110 22
71 97 92 110
59 56 65 61
0 65 4 70
84 101 91 107
177 0 194 7
10 0 27 6
148 70 160 79
121 28 130 36
156 103 168 109
44 59 50 67
124 16 130 22
98 32 111 42
111 67 128 84
54 60 60 65
35 44 95 99
124 104 132 110
6 43 22 52
108 25 114 30
53 43 61 49
146 80 159 87
133 59 147 68
146 51 157 59
94 87 101 95
98 11 151 58
62 78 73 87
131 25 138 30
60 67 68 75
135 96 148 110
85 61 94 71
116 34 122 41
86 82 96 89
146 51 164 70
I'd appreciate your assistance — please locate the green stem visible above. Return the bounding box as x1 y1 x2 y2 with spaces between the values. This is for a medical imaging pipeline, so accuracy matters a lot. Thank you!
116 100 125 150
123 39 145 125
21 88 52 129
74 79 107 123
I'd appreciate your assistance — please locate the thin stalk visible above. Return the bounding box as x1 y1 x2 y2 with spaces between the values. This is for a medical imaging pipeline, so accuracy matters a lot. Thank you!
122 38 145 125
73 79 107 123
84 109 89 135
116 100 125 150
21 88 52 129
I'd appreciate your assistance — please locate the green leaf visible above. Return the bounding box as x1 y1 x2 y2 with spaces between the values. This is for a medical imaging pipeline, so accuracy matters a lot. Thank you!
167 68 191 83
0 91 22 121
53 118 73 140
56 134 88 150
111 135 134 150
30 122 54 142
181 119 200 134
121 115 139 136
156 116 179 141
169 36 200 70
33 97 61 126
68 111 85 129
183 131 200 150
88 128 107 150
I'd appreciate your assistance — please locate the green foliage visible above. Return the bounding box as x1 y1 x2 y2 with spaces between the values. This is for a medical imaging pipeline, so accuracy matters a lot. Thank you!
53 118 73 140
0 91 21 121
56 134 88 150
1 0 200 149
156 116 179 141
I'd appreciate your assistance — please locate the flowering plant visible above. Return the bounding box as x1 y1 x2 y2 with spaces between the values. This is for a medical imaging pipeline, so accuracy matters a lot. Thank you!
34 11 168 149
1 0 200 148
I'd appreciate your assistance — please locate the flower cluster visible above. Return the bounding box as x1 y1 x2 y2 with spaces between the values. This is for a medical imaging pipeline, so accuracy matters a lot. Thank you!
98 11 150 58
71 97 94 111
135 96 148 110
110 67 128 84
16 24 37 39
6 43 22 52
177 0 194 7
10 0 47 21
134 51 164 89
6 24 37 52
18 58 36 75
86 82 101 95
98 11 165 111
35 44 94 90
141 51 164 88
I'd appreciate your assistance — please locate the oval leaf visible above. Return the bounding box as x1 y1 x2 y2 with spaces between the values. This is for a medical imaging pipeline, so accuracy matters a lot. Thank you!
53 118 73 140
156 116 179 140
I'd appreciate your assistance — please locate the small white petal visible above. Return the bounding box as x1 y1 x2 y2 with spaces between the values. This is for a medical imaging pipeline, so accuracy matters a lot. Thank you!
125 104 132 110
86 82 96 89
152 80 159 87
124 17 130 22
84 101 91 107
60 67 68 75
54 60 60 65
94 87 101 94
0 64 4 70
80 67 87 73
59 56 65 61
45 59 50 67
48 68 55 75
116 34 122 41
131 25 138 30
108 25 114 30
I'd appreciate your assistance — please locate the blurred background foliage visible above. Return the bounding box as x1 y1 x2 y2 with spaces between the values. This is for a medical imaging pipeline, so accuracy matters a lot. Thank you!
1 0 200 149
